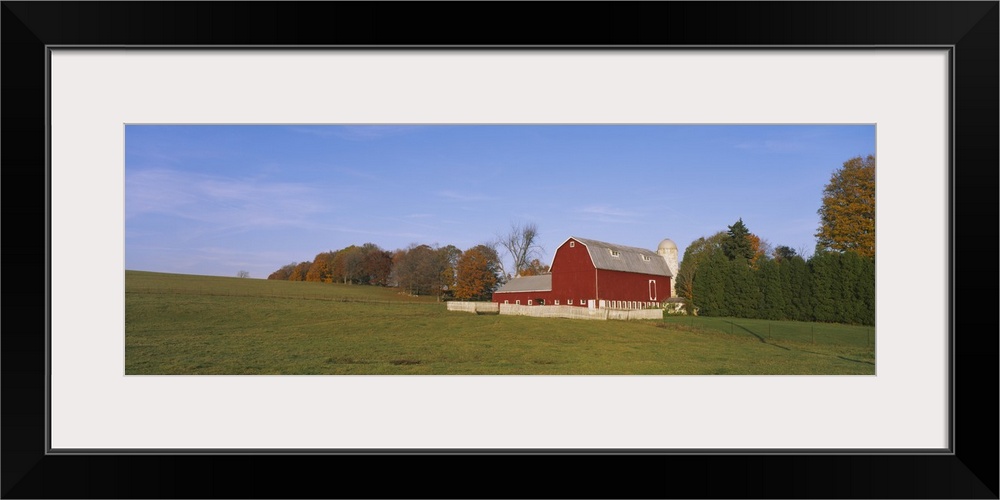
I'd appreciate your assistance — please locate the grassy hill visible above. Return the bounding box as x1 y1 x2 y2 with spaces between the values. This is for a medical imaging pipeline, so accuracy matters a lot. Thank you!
125 270 875 375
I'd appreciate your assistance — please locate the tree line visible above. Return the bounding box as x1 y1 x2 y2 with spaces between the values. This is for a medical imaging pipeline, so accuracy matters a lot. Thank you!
675 223 875 325
676 155 876 325
268 242 504 301
268 222 546 300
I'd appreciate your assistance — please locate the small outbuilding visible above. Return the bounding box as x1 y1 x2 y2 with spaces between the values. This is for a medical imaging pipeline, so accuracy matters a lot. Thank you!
493 236 679 309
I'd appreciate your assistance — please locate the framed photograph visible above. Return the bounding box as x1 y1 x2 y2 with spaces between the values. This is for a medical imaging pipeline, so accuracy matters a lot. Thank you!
4 2 996 498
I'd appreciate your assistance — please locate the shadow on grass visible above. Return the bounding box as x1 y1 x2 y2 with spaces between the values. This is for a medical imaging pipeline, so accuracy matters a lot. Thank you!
836 355 875 366
794 348 875 367
731 322 791 351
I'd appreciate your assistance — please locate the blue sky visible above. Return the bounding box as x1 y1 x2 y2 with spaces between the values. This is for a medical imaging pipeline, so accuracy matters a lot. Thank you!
125 124 875 279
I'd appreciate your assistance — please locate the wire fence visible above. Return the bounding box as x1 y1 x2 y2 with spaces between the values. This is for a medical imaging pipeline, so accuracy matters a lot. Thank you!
661 315 875 349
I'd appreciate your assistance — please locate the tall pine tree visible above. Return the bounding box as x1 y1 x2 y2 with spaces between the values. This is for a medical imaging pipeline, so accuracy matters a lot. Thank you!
693 248 729 316
675 231 728 315
722 218 755 261
778 255 812 322
809 251 839 322
757 258 786 320
725 257 760 318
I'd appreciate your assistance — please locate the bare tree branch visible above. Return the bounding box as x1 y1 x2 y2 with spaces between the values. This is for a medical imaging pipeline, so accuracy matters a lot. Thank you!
496 221 542 278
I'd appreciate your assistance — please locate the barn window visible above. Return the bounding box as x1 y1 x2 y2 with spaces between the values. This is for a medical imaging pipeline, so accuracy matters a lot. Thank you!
504 300 509 304
569 241 575 248
610 250 620 258
568 299 573 305
649 280 657 301
516 300 520 305
554 300 560 305
527 300 533 306
642 255 651 261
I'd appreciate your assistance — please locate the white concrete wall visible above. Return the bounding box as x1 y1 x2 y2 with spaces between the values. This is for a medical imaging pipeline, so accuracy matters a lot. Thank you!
605 308 664 320
446 301 500 314
450 302 664 320
498 304 663 321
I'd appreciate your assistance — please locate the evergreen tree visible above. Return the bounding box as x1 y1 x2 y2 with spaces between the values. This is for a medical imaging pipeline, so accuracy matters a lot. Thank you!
856 254 876 326
722 218 754 261
837 250 876 325
675 231 728 315
724 257 760 318
809 251 838 322
834 251 861 323
693 248 729 316
778 255 811 321
757 258 786 320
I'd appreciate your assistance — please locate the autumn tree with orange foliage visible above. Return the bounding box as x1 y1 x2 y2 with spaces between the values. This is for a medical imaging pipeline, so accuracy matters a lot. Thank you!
289 261 311 281
746 233 772 269
359 243 393 286
306 251 337 282
518 259 550 277
454 244 502 301
816 155 876 259
268 262 298 280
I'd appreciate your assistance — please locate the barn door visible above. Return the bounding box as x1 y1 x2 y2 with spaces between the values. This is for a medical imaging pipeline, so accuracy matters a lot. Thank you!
649 280 657 301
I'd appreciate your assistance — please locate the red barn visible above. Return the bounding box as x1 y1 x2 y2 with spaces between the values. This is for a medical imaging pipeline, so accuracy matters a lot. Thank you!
493 237 679 309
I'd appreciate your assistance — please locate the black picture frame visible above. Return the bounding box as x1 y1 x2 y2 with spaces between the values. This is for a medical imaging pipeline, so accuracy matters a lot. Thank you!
3 2 997 498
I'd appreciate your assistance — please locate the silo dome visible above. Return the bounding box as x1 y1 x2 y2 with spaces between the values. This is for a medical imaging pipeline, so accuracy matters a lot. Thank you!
657 239 677 252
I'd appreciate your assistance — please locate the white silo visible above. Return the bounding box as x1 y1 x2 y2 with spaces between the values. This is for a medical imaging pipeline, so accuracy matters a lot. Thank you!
657 238 679 298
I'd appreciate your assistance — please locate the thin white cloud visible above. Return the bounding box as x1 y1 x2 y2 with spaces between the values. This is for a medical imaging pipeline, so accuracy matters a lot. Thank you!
436 190 496 202
126 168 329 229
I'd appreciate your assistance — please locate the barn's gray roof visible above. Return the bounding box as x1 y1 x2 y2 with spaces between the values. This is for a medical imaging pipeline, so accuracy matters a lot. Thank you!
494 274 552 293
571 237 673 277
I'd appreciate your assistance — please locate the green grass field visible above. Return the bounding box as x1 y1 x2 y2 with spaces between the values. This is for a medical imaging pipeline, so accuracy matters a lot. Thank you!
125 271 875 375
